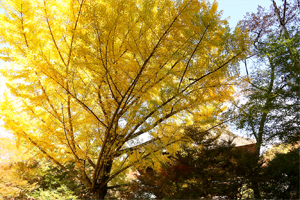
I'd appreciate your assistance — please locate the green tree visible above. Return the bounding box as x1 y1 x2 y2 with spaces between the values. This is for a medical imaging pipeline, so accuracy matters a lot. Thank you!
0 0 248 198
27 160 90 199
233 0 300 198
237 0 299 156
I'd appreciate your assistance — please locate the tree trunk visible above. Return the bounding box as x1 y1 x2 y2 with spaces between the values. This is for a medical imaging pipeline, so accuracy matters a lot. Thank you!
250 58 275 199
92 160 113 199
252 182 261 199
250 143 262 199
92 185 108 200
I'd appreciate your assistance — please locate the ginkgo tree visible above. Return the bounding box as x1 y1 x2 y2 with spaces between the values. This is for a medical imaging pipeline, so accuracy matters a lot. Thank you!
0 0 248 198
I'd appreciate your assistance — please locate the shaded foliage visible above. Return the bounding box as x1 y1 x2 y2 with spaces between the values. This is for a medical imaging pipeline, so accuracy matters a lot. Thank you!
120 127 257 199
260 146 300 199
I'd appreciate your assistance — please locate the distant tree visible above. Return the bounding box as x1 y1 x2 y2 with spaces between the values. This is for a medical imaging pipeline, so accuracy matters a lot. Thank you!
27 160 91 199
0 137 87 199
0 162 35 199
0 137 35 199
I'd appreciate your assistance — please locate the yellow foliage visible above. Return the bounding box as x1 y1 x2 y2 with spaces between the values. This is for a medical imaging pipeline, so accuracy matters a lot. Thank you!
0 137 36 199
0 137 33 163
0 0 249 194
263 142 300 164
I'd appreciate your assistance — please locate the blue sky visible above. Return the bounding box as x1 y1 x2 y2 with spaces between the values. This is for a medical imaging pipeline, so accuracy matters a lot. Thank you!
217 0 275 28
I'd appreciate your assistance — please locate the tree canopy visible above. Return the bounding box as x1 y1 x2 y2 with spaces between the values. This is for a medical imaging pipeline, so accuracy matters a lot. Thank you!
0 0 248 198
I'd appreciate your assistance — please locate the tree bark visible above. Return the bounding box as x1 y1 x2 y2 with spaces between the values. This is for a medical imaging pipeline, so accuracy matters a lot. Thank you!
92 185 108 200
251 58 275 199
252 181 261 199
92 160 113 199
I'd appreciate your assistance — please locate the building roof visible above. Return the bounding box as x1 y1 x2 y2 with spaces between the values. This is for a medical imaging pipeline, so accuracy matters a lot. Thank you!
217 133 256 147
